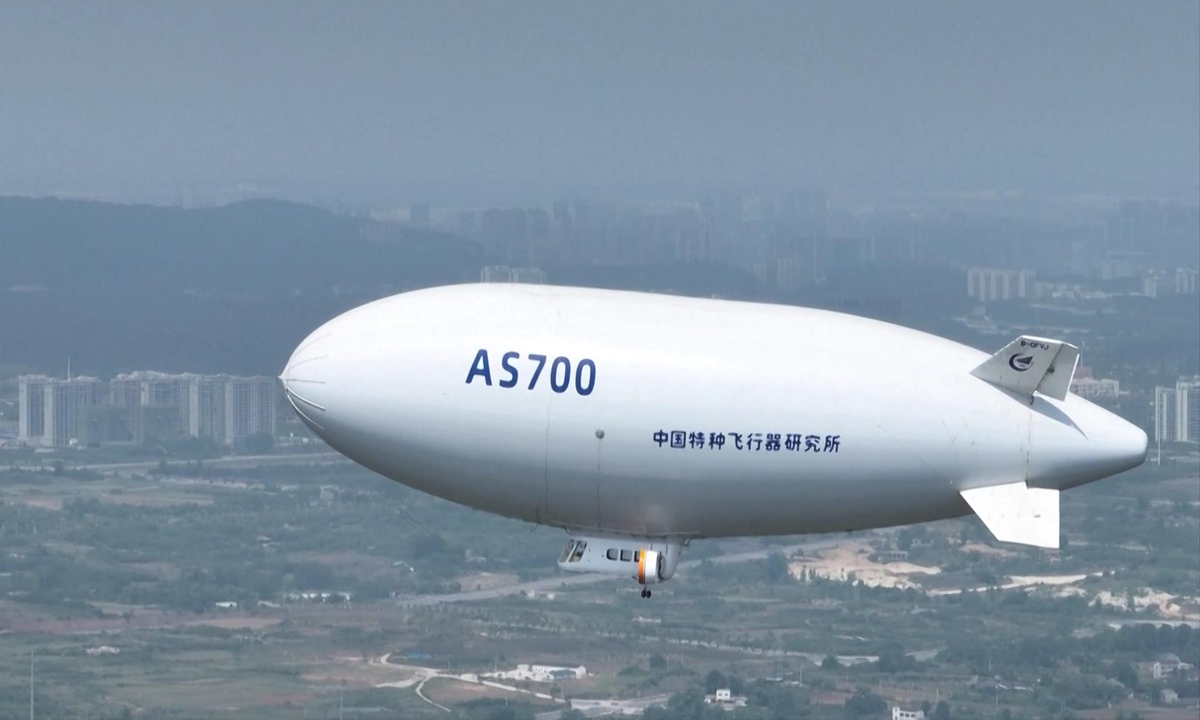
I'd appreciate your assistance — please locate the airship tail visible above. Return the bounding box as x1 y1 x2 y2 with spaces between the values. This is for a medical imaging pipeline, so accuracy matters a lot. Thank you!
970 335 1081 401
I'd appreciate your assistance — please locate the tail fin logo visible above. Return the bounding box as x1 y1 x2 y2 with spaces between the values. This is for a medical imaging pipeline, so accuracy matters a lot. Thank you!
1008 354 1034 372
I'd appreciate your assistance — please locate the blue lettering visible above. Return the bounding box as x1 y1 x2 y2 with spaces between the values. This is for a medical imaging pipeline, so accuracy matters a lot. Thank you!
526 354 547 390
499 351 520 388
465 349 492 385
575 358 596 396
550 357 571 393
469 350 597 396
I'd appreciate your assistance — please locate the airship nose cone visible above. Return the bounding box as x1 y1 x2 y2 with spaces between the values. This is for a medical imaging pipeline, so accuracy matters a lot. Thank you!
280 325 337 435
1083 405 1150 483
1108 414 1149 471
1083 401 1149 476
1035 397 1148 490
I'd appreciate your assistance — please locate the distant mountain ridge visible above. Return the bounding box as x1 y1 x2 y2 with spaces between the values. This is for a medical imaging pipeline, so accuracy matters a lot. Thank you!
0 197 483 377
0 196 481 295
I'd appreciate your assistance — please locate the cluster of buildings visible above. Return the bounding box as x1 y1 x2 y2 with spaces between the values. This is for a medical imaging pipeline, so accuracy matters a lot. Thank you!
17 371 278 447
483 663 587 683
1154 376 1200 444
480 265 548 284
1142 268 1200 298
1068 367 1121 401
967 268 1037 303
362 193 1198 307
968 265 1199 305
420 192 871 292
703 688 748 707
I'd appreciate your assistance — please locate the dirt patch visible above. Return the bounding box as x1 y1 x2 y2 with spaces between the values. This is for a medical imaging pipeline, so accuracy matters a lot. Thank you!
10 496 63 510
185 616 282 630
426 677 557 707
302 655 419 687
1093 587 1200 620
790 541 940 589
98 492 213 507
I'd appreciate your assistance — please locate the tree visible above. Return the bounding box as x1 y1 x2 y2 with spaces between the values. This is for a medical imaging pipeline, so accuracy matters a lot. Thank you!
877 645 913 674
411 532 449 559
844 689 887 717
1114 661 1140 692
705 670 727 693
821 654 840 670
649 653 667 670
765 552 790 582
665 687 709 718
933 700 951 720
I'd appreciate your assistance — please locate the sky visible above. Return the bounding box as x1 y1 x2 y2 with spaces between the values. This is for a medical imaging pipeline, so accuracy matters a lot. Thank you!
1 1 1198 205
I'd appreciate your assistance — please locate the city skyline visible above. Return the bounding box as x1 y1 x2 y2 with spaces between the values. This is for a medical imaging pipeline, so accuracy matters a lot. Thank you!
16 371 279 447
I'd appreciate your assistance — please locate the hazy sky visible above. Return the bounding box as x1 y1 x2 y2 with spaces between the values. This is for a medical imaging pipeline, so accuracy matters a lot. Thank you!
2 1 1197 205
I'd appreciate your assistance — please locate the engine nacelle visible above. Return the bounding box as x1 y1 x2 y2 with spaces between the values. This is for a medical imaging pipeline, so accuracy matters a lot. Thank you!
557 534 683 587
636 550 664 585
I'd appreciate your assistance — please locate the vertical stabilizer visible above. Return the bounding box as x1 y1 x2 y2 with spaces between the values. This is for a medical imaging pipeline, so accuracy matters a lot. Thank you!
970 335 1079 401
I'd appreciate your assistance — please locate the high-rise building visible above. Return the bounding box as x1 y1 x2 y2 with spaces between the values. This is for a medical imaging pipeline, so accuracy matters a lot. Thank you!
224 376 277 446
17 375 51 444
189 374 228 441
1176 376 1200 443
42 377 102 446
1154 386 1177 444
79 405 136 445
109 375 142 410
967 268 1036 303
480 266 547 284
110 372 193 441
1177 268 1199 295
20 372 277 447
1069 377 1120 400
1143 269 1169 298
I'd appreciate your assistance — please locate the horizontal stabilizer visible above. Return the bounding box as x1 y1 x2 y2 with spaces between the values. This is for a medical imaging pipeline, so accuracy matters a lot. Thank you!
961 482 1059 549
970 335 1080 401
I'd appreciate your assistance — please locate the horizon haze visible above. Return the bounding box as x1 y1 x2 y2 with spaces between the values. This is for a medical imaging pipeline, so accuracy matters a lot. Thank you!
2 1 1198 206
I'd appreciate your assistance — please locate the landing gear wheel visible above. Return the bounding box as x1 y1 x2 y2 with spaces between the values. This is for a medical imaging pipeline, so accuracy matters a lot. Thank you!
640 588 652 599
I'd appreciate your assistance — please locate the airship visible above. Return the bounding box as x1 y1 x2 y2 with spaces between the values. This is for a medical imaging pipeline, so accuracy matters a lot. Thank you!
281 284 1147 598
